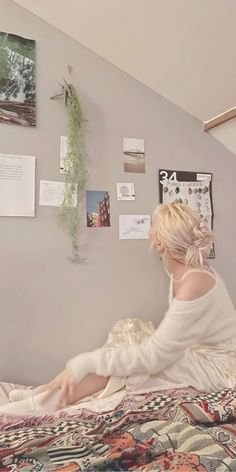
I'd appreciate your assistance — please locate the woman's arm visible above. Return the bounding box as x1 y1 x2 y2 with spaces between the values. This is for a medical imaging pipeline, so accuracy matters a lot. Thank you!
67 299 206 382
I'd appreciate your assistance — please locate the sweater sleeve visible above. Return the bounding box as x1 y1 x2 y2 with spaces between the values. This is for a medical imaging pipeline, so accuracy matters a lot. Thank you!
67 299 206 382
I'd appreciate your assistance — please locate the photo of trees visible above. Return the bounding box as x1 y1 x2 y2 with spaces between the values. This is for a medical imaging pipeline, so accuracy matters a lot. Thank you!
0 32 36 126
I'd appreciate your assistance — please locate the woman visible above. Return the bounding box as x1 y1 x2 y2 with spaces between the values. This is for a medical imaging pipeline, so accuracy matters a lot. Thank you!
1 203 236 414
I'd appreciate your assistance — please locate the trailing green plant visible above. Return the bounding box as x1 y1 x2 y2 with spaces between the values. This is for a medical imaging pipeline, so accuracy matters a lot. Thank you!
56 80 87 262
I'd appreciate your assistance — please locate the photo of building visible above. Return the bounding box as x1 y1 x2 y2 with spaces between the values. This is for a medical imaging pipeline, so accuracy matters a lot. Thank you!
86 191 110 227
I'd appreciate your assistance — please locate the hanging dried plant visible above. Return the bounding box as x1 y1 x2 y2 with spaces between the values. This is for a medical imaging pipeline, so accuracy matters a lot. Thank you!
55 80 87 262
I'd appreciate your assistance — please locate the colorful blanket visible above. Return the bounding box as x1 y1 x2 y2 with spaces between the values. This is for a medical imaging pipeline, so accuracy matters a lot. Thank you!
1 386 236 471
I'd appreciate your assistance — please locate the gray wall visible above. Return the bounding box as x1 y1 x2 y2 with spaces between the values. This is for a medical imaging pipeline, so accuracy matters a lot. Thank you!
1 0 236 385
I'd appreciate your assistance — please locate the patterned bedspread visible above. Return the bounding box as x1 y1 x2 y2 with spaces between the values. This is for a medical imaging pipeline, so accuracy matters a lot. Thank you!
1 386 236 471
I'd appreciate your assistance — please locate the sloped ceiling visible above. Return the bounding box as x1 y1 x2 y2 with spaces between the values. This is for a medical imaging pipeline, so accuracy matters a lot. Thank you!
14 0 236 123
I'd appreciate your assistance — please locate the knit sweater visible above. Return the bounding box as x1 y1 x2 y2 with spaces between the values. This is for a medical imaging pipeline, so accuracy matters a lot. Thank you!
67 270 236 389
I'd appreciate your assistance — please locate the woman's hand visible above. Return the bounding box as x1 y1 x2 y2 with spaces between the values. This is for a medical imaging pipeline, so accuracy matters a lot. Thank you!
38 368 80 410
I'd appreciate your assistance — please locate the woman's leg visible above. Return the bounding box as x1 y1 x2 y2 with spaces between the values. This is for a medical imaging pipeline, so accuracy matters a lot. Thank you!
60 373 109 406
67 374 109 404
0 374 109 415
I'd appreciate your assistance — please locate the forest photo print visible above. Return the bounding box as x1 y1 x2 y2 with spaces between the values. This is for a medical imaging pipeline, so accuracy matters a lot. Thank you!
0 32 36 126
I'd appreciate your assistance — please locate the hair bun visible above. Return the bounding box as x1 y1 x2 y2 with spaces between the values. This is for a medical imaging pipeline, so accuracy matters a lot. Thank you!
186 220 214 266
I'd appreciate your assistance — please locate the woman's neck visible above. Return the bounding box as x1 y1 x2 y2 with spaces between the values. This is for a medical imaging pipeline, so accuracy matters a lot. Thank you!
167 259 190 281
163 256 210 282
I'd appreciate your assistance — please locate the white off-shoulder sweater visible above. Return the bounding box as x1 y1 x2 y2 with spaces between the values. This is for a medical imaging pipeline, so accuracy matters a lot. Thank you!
67 270 236 392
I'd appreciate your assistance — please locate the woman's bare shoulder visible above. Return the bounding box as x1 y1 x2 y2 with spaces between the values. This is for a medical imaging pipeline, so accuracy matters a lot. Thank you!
175 271 216 302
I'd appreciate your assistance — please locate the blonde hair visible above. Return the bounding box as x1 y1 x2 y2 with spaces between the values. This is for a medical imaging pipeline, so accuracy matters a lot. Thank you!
150 203 214 267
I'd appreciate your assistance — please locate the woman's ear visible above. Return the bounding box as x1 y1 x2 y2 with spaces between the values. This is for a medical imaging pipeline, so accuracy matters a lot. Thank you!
155 240 165 253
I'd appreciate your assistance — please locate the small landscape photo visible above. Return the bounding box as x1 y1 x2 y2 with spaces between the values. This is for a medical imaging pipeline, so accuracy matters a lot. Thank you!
123 137 145 173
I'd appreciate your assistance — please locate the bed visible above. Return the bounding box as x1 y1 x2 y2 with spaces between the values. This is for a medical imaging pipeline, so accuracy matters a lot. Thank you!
0 383 236 471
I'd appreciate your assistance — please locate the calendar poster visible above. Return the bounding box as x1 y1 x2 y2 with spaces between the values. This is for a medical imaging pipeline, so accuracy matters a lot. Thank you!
158 169 215 258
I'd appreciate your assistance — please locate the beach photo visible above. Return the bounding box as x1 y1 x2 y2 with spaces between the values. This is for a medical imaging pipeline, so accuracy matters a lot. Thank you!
123 137 145 173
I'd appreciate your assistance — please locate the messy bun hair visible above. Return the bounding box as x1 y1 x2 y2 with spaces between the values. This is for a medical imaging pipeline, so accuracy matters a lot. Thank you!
150 203 214 267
